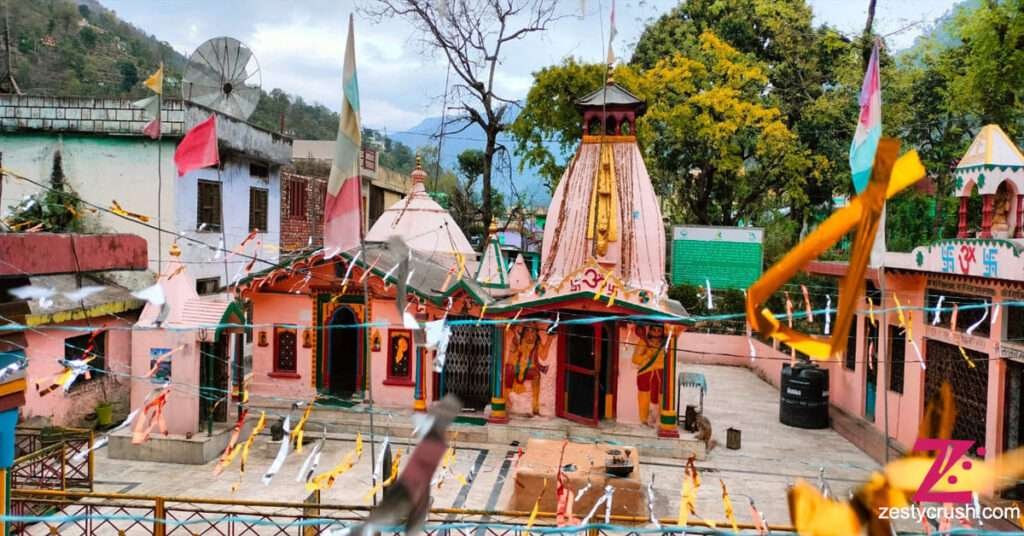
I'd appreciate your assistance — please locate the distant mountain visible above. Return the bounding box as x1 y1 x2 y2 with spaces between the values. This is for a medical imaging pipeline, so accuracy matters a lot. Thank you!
388 110 559 204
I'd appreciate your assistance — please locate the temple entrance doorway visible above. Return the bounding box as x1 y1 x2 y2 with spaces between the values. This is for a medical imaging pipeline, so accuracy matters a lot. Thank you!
557 322 616 425
326 306 361 398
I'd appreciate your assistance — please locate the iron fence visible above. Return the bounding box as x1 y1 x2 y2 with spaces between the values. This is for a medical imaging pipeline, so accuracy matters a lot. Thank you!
9 489 794 535
11 427 93 491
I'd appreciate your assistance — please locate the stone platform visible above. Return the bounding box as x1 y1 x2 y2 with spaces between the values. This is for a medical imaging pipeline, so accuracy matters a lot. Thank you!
108 421 256 464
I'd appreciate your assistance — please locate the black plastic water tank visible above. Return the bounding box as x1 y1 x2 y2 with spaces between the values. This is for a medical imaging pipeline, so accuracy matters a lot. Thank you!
779 362 830 429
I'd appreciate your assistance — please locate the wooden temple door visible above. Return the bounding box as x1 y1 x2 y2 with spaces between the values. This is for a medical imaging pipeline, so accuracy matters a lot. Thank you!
558 323 601 425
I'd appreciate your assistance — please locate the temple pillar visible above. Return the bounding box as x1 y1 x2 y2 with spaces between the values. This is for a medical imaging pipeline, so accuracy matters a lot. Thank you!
489 325 509 423
981 194 995 238
413 348 426 412
658 329 680 438
957 197 970 238
1016 195 1024 238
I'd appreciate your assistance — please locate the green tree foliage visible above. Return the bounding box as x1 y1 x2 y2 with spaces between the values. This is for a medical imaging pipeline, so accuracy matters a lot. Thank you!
117 60 138 91
948 0 1024 136
79 26 97 49
509 59 606 191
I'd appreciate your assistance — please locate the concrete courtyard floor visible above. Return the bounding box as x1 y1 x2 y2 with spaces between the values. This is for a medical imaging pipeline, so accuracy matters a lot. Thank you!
85 363 881 529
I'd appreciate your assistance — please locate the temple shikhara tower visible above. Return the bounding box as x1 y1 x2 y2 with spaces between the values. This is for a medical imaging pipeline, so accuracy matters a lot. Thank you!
490 80 688 436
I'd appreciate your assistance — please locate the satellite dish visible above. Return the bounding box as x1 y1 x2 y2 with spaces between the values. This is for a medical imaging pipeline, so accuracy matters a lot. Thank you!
182 36 262 120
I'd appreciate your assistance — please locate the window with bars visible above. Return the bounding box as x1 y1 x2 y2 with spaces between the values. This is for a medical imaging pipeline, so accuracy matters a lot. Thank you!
196 277 220 296
286 178 307 218
64 331 106 387
361 148 377 171
274 326 298 374
845 317 858 370
888 325 905 394
196 180 222 231
249 187 268 232
1007 300 1024 343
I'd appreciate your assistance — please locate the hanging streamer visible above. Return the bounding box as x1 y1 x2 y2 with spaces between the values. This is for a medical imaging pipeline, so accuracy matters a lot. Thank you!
340 250 362 293
992 303 1001 332
647 474 659 528
932 295 945 325
801 284 813 323
525 478 547 530
677 455 700 527
867 296 877 326
231 411 267 492
548 312 560 334
506 308 523 331
297 429 327 483
373 437 391 485
705 279 714 310
748 337 757 361
291 401 315 453
262 414 292 485
579 485 614 526
72 409 140 463
966 301 990 335
131 386 171 444
307 433 364 492
824 294 832 335
574 480 592 502
893 294 925 370
364 447 403 502
720 479 739 533
37 356 94 396
748 498 767 535
951 303 959 332
110 200 150 222
959 345 977 369
213 409 250 476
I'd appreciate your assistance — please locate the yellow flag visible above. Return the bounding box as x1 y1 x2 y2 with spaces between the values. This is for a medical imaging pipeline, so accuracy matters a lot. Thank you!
144 64 164 95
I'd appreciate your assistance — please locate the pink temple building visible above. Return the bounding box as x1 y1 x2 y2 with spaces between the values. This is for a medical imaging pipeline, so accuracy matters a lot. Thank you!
235 80 691 439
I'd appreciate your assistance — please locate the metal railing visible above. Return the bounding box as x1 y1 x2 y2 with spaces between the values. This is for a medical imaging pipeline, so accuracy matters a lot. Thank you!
9 489 795 535
11 428 93 491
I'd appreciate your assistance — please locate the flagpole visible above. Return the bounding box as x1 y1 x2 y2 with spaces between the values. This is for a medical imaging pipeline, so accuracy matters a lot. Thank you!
156 62 163 275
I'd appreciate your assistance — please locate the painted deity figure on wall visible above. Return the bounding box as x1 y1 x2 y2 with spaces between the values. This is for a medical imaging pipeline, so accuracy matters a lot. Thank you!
632 324 667 425
505 324 556 415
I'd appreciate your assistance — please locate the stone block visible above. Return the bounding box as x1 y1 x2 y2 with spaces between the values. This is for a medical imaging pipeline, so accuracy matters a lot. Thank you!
26 118 42 129
41 107 55 119
53 120 68 129
80 109 91 120
15 107 28 118
80 120 94 130
104 120 119 130
1 118 15 128
106 109 117 120
66 108 80 120
55 108 65 119
116 109 132 121
66 120 79 130
30 108 40 118
26 96 42 107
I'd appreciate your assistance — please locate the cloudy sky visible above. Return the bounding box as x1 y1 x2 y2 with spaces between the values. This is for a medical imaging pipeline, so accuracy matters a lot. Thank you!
104 0 959 133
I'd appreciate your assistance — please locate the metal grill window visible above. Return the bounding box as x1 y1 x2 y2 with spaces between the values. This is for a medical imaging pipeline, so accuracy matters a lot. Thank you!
888 325 905 394
844 317 857 370
925 339 988 450
926 289 991 337
197 180 222 231
249 187 268 232
443 317 492 410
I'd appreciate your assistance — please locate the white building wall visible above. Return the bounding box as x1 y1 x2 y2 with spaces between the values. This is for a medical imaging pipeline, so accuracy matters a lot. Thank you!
0 133 177 275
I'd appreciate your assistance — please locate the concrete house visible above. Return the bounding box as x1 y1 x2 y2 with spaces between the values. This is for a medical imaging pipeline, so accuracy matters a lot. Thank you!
0 95 292 293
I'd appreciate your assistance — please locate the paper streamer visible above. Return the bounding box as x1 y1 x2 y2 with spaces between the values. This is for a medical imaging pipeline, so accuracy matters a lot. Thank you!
959 345 976 369
213 409 250 476
893 295 925 370
340 250 362 291
131 386 170 444
307 433 364 492
720 479 739 533
297 433 326 483
647 474 660 528
748 498 767 535
867 296 876 326
574 480 592 502
548 312 560 334
526 478 547 529
231 412 267 492
966 301 990 335
262 415 292 485
801 285 813 323
992 304 1001 332
748 338 757 361
705 279 714 310
824 294 832 335
72 409 140 463
506 308 523 331
784 292 794 327
291 402 315 453
579 485 614 526
677 456 700 527
951 303 959 332
364 447 403 502
932 295 945 325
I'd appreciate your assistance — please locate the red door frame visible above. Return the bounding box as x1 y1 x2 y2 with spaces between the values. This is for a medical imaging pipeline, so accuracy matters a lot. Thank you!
322 305 364 395
556 322 618 425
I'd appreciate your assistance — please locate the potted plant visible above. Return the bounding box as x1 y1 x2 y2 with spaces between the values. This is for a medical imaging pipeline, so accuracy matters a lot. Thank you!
94 374 113 428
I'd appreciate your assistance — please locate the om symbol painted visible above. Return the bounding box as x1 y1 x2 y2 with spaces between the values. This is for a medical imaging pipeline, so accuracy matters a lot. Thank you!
958 244 977 275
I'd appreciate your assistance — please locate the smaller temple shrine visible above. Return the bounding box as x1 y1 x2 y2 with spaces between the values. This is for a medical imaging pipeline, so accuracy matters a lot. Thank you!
954 124 1024 238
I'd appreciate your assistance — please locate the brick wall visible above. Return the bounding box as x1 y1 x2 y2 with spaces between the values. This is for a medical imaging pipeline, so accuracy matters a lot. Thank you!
0 95 186 136
281 171 326 252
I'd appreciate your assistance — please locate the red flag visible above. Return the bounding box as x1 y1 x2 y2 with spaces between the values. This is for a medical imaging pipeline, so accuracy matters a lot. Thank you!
324 15 362 255
174 115 219 177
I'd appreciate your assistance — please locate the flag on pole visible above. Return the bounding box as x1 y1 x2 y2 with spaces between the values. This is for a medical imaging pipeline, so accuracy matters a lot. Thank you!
849 41 881 194
133 63 164 139
174 115 219 176
324 14 363 255
606 0 617 65
143 64 164 95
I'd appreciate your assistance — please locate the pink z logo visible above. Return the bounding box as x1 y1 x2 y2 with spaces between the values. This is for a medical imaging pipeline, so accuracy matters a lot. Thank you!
910 438 984 504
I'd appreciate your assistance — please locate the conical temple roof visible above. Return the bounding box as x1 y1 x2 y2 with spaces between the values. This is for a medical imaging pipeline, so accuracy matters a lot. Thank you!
366 159 476 265
954 124 1024 196
575 81 646 113
475 226 509 289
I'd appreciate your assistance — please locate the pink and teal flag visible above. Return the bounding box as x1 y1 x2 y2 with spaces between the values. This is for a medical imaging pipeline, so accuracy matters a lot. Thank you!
849 41 881 194
324 14 363 255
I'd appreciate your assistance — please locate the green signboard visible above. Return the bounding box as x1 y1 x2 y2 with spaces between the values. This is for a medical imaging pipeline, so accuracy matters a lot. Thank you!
670 226 764 289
